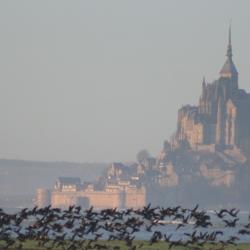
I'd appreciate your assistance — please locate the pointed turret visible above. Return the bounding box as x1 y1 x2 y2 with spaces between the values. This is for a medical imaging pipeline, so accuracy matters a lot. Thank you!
201 76 206 98
220 24 238 80
202 76 206 90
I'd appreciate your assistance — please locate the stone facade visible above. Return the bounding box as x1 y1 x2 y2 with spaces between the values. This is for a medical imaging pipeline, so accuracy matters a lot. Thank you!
199 165 235 187
50 177 146 209
173 27 250 156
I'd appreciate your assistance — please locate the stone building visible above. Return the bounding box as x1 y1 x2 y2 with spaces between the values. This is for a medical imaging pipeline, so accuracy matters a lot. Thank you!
49 177 146 209
54 177 82 192
173 26 250 155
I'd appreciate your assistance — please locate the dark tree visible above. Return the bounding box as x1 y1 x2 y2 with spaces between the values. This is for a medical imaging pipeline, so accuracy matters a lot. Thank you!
136 149 150 164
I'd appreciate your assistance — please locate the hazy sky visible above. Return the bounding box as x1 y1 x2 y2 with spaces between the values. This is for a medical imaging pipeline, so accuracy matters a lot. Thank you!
0 1 249 162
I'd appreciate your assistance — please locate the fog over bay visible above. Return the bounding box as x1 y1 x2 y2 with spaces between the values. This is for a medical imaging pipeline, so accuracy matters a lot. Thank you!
0 1 250 162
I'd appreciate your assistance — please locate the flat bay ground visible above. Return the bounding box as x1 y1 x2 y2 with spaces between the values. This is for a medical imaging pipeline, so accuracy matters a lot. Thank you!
1 241 250 250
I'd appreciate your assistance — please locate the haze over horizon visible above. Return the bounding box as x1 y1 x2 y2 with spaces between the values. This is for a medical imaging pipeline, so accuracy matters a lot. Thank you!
0 1 250 162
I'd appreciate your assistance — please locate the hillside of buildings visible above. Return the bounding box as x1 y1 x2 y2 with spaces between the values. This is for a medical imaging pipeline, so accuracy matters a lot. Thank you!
45 142 250 209
98 144 250 209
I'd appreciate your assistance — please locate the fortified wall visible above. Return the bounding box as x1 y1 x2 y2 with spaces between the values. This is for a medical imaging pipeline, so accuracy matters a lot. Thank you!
37 177 146 209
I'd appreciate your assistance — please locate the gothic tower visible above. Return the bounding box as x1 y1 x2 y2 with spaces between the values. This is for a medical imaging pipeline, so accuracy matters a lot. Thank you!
173 25 250 152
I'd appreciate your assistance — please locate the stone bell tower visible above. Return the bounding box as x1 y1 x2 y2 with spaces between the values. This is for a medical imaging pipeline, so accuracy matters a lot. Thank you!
219 24 238 92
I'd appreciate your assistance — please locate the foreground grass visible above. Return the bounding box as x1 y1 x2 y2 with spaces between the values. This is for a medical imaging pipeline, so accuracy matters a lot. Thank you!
1 240 250 250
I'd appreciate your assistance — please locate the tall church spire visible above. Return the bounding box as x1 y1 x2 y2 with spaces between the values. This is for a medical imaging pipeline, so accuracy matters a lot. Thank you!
219 23 238 79
226 22 232 59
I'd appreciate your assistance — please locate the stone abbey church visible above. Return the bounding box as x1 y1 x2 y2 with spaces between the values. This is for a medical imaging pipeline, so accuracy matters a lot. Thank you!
173 27 250 154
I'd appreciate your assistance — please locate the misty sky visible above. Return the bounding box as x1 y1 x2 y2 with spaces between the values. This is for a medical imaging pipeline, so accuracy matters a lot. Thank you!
0 1 249 162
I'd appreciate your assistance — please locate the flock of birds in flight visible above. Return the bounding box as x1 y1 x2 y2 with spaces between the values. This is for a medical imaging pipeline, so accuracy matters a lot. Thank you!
0 204 249 250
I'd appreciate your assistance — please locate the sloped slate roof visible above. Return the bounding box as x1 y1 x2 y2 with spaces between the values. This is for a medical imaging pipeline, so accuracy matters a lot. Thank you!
220 58 238 77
